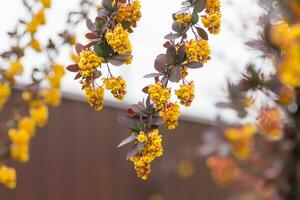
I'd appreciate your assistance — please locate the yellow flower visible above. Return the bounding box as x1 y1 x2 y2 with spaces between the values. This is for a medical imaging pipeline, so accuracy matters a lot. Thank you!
185 39 211 63
39 0 51 8
175 81 195 107
34 8 46 25
225 124 256 160
0 165 16 189
137 131 148 143
9 60 23 76
84 87 105 111
29 102 49 127
175 13 192 25
78 50 103 78
278 45 300 87
258 107 283 141
130 129 163 180
148 82 171 110
42 88 61 107
159 102 181 130
103 76 127 100
11 143 30 163
22 91 32 101
8 129 30 145
201 12 221 34
206 0 221 14
18 117 36 138
115 0 142 28
0 82 11 109
26 18 39 34
47 64 65 89
29 39 42 52
243 96 255 107
206 156 239 186
105 24 132 55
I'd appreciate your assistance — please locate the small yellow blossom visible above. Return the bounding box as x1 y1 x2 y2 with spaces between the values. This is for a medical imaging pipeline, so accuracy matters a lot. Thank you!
0 165 16 189
115 0 142 28
29 39 42 52
0 82 11 109
105 24 132 55
103 76 127 100
175 81 195 107
84 87 105 111
201 13 221 34
42 88 61 107
22 91 32 101
185 39 211 63
159 102 181 130
78 50 103 78
175 13 192 25
34 9 46 25
29 102 49 127
9 128 31 163
47 64 65 89
26 18 39 34
148 82 171 110
18 117 36 138
225 124 256 160
137 131 148 143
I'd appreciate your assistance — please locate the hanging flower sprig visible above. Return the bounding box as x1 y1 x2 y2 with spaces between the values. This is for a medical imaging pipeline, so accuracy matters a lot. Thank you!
117 0 222 180
67 0 142 111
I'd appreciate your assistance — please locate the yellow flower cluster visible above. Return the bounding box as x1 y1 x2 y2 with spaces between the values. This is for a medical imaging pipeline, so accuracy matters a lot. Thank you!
103 76 127 100
0 82 11 109
185 39 211 63
29 39 42 52
78 50 103 78
257 107 283 141
115 0 142 28
29 101 49 127
47 64 65 89
0 165 16 189
148 82 171 110
271 22 300 87
206 156 239 186
26 8 47 34
225 124 256 160
84 87 105 111
201 0 221 34
42 88 61 107
9 128 31 163
175 13 192 25
175 81 195 106
4 60 24 82
105 24 132 55
130 129 163 180
159 102 181 130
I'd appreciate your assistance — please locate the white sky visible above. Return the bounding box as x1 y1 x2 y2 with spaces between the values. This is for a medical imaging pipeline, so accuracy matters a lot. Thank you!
0 0 265 123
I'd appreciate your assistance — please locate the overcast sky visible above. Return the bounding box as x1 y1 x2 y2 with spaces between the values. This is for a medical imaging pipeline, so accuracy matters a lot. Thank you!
0 0 266 123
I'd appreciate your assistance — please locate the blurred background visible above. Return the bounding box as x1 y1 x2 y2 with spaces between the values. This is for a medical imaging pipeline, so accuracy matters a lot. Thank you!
0 0 265 199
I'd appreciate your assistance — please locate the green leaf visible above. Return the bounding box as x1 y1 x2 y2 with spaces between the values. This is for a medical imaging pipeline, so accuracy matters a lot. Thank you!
193 0 206 13
192 13 199 25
